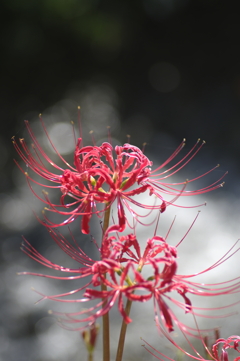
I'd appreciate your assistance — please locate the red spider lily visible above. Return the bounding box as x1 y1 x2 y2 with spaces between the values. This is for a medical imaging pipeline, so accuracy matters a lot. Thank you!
19 229 179 328
211 335 240 361
80 233 240 334
13 117 226 234
20 222 240 336
142 335 240 361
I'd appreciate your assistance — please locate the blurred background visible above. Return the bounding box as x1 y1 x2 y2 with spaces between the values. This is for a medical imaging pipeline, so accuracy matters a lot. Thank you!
1 1 240 360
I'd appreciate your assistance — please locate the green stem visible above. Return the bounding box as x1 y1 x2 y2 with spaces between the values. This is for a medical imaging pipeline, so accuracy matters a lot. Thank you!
102 204 111 235
101 205 111 361
115 299 133 361
101 282 110 361
88 353 93 361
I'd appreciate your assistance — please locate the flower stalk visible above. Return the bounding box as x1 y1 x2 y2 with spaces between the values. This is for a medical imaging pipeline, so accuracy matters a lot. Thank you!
101 204 111 361
115 299 133 361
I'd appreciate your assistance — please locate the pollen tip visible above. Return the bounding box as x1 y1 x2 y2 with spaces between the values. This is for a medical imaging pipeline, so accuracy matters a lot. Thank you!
142 142 147 146
217 164 220 167
44 206 49 210
202 140 206 144
39 113 42 117
183 138 186 142
42 190 49 195
89 130 94 134
197 138 201 142
78 105 80 110
31 287 35 290
220 182 225 187
70 120 74 125
24 172 29 176
106 125 110 129
48 310 53 314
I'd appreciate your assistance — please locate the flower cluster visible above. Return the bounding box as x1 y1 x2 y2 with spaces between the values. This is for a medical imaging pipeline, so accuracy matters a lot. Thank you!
21 220 240 341
15 114 240 361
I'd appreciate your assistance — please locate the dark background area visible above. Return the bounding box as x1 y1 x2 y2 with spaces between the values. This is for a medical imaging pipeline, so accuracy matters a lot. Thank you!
1 0 240 165
1 1 240 360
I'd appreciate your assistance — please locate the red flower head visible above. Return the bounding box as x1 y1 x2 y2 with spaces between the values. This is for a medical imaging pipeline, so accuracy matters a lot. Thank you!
211 335 240 361
81 228 240 336
13 115 226 234
20 220 240 339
